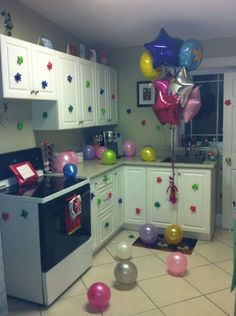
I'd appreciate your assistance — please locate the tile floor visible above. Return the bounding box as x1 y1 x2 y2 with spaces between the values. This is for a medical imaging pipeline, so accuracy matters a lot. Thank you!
7 227 236 316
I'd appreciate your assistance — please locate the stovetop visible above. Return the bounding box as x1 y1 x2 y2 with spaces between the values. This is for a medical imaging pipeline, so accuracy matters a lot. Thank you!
0 147 89 203
0 175 87 198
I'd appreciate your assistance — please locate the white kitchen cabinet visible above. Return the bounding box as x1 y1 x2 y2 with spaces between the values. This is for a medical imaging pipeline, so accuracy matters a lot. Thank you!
96 64 118 126
177 168 215 238
78 58 96 127
147 168 177 227
107 67 118 125
0 34 57 100
91 171 115 253
113 167 125 229
32 52 79 130
124 166 216 240
124 166 147 225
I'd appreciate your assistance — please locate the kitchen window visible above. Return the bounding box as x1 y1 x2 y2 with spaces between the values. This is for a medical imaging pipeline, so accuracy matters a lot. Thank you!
180 73 224 147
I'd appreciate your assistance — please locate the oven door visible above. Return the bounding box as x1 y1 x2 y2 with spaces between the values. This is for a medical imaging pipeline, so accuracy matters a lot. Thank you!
39 183 91 273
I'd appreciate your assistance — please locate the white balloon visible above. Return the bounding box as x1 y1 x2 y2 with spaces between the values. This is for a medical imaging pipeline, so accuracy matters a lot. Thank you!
116 241 133 260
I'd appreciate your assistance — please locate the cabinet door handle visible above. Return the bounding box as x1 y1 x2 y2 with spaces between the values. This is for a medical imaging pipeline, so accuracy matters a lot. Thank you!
226 157 231 164
30 90 35 95
104 221 110 228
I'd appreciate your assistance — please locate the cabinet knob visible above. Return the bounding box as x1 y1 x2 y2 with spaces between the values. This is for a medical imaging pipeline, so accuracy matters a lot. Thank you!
226 157 231 164
34 90 39 95
30 90 35 95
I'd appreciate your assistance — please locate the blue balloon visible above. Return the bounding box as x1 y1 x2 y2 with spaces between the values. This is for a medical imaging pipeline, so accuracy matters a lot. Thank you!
144 28 183 68
179 39 203 71
63 163 78 178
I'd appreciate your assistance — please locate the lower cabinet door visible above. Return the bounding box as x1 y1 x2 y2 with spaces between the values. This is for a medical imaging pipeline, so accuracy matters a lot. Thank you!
147 168 177 228
98 210 114 244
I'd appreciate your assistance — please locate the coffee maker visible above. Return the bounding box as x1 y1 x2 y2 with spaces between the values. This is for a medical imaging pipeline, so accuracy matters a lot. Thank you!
102 130 123 157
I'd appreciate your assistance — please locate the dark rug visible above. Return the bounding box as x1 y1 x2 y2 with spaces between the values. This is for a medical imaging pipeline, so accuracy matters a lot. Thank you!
132 234 198 255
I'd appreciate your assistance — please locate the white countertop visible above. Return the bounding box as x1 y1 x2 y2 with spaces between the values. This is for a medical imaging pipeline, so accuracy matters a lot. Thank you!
76 156 217 179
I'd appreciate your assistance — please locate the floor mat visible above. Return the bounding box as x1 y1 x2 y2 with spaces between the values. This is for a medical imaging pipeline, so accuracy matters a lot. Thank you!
132 234 198 255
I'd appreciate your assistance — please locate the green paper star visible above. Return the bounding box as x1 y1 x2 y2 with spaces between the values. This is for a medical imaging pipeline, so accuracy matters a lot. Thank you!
17 121 24 130
155 202 161 208
192 183 199 190
101 108 106 115
86 80 90 88
20 209 28 219
42 111 48 119
68 105 73 113
155 125 161 130
17 56 24 65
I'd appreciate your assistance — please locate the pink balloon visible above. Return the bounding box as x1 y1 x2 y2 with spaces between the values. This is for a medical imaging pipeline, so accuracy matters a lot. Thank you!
67 151 78 165
181 86 201 123
95 146 107 159
167 252 188 274
153 80 168 94
53 152 74 172
87 282 111 308
123 140 136 157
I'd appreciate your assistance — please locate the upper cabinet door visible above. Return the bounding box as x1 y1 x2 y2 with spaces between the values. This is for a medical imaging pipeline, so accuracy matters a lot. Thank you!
108 67 118 125
57 52 79 129
31 44 57 100
0 35 57 100
96 63 108 126
78 58 96 127
0 35 32 98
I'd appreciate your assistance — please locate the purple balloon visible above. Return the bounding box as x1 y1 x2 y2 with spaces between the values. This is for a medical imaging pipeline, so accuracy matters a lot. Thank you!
139 224 158 244
83 145 95 160
123 140 137 157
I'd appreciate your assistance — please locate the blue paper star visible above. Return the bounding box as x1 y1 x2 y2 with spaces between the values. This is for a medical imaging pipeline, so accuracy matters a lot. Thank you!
14 72 22 82
144 28 183 68
67 75 72 83
41 80 48 89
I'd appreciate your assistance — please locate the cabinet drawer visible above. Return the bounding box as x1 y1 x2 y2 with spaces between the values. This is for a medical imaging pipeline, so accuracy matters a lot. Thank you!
96 184 114 216
98 210 113 244
94 172 113 190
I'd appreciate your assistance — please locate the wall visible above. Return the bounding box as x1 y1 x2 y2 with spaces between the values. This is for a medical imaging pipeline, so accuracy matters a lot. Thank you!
109 46 172 156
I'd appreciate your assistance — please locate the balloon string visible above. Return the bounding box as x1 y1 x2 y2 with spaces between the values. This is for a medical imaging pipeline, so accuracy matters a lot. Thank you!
167 124 178 204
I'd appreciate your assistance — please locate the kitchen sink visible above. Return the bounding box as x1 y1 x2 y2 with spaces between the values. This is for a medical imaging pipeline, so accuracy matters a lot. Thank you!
161 155 204 164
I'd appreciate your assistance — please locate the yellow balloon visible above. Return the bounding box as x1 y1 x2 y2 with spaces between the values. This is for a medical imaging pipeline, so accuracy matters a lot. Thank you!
164 224 184 245
140 51 164 81
140 146 157 161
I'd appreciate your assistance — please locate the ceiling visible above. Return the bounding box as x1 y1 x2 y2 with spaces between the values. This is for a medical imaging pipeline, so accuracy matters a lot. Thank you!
18 0 236 48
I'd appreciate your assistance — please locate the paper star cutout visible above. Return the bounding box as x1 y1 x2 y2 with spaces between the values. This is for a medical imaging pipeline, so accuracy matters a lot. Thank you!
14 72 22 82
41 80 48 89
17 56 24 65
67 75 72 83
20 209 28 219
47 61 53 70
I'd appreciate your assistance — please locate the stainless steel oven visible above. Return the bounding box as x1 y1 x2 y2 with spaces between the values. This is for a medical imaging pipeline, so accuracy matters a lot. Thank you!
0 148 92 305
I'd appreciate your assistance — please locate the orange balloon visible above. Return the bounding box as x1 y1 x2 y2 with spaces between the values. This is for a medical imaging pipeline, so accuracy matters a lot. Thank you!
164 224 183 245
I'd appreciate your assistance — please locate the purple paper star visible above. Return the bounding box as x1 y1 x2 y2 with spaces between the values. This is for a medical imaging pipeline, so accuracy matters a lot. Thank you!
41 80 48 89
67 75 72 83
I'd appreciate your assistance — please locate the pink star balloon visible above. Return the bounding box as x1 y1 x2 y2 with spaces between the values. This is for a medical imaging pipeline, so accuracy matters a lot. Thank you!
181 86 201 123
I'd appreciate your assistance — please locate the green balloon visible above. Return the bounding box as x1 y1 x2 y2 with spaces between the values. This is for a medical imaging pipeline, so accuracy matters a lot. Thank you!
101 149 116 165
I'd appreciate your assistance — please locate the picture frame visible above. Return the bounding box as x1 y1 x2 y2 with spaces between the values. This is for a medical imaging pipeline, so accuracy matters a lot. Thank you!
66 42 80 57
137 81 155 107
38 36 53 49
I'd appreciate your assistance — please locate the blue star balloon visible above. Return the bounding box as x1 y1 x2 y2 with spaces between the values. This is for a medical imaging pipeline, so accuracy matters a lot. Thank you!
144 28 183 68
